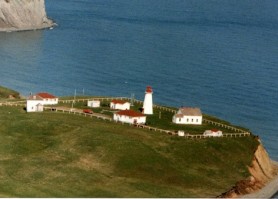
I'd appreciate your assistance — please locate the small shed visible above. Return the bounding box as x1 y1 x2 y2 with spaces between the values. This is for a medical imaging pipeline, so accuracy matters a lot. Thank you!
87 100 100 108
203 129 223 137
178 130 185 137
26 100 45 112
110 99 130 110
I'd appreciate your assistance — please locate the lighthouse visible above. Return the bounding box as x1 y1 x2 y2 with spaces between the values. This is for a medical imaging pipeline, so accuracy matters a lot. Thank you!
143 86 153 115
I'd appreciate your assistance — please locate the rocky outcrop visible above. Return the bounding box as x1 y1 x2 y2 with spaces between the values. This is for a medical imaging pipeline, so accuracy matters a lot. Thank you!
218 139 278 198
0 0 54 32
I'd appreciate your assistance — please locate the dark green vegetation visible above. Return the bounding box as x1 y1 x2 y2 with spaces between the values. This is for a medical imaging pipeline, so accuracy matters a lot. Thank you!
0 105 259 197
0 86 20 99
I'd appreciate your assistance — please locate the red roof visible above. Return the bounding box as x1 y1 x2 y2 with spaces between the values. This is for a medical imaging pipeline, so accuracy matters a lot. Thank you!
115 110 145 117
111 99 128 104
145 86 153 93
37 92 57 99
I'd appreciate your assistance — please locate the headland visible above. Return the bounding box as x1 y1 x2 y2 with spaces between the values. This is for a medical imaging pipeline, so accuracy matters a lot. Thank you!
0 86 277 197
0 0 54 32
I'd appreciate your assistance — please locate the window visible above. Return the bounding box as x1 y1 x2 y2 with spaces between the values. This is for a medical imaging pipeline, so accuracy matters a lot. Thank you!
192 119 194 122
196 119 198 122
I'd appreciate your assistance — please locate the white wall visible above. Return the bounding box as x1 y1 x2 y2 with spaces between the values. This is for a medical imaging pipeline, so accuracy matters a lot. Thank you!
173 115 202 125
110 102 130 110
143 93 153 115
113 114 146 124
41 98 58 105
26 100 44 112
87 100 100 108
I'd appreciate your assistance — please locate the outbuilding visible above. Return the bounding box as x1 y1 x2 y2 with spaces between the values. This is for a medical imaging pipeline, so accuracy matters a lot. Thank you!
110 99 130 110
172 107 202 125
113 110 146 124
177 130 185 137
87 100 100 108
203 129 223 137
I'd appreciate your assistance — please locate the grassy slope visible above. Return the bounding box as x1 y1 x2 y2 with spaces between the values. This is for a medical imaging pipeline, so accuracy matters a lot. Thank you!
0 106 259 197
0 86 20 99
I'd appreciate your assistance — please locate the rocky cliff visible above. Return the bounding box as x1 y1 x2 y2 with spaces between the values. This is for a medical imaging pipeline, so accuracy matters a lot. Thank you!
218 139 278 198
0 0 54 31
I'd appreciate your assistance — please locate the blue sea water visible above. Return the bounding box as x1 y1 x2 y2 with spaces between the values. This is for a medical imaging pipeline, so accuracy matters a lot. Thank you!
0 0 277 164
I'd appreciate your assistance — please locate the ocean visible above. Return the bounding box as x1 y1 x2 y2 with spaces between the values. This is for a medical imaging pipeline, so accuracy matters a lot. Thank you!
0 0 277 165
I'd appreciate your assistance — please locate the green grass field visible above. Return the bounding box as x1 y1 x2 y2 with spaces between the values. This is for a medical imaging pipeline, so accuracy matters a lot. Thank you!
0 105 259 197
60 99 250 134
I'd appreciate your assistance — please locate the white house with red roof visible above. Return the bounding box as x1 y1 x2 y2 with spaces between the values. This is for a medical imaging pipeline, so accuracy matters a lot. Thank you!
172 107 202 125
110 99 130 110
203 129 223 137
26 92 58 112
113 110 146 124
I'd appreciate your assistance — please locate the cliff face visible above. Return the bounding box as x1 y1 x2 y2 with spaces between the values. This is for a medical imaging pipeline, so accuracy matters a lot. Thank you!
0 0 53 31
219 139 278 198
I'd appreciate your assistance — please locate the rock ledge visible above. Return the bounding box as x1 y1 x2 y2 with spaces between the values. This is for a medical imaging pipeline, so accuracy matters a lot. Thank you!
0 0 54 32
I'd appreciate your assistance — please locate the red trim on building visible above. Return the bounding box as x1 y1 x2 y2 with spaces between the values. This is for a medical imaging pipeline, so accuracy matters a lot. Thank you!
111 99 128 104
37 92 57 99
116 110 145 117
145 86 153 93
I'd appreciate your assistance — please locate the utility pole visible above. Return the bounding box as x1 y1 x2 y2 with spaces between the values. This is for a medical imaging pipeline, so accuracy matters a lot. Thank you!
130 93 135 106
71 89 76 110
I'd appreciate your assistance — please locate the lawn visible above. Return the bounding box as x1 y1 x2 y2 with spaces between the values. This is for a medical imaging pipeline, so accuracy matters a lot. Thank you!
0 105 259 197
58 99 250 134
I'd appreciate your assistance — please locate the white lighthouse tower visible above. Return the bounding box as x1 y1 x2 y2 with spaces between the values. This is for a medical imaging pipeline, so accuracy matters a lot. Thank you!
143 86 153 115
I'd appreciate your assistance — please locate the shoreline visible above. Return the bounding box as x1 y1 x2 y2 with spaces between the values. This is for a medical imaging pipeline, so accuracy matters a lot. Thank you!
240 160 278 198
0 21 56 33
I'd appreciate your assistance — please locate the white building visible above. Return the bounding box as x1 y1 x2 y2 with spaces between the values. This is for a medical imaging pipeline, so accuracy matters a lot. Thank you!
110 99 130 110
203 129 223 137
87 100 100 108
113 110 146 124
177 130 185 137
143 86 153 115
26 102 44 112
26 92 58 112
172 107 202 125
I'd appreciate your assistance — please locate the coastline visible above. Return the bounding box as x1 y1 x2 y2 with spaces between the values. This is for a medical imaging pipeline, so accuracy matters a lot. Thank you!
0 22 56 33
240 160 278 198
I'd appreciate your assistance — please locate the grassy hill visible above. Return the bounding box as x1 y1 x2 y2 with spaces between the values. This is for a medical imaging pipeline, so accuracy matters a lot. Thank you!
0 105 259 197
0 86 20 99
